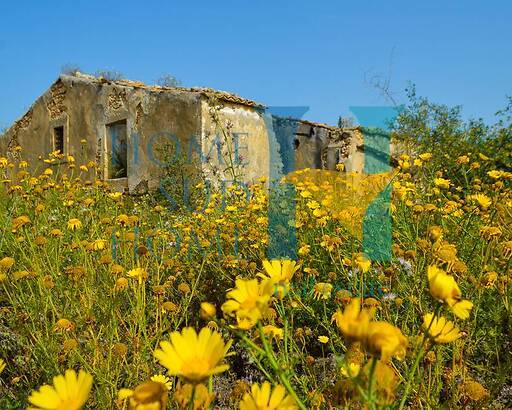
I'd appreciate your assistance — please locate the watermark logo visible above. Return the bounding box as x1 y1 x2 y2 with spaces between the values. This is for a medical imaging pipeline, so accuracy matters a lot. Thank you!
108 105 400 263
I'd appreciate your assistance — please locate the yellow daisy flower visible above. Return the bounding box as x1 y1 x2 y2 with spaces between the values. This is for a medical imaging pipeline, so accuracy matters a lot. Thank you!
150 374 173 391
239 382 297 410
258 260 299 299
0 257 15 271
200 302 217 320
67 219 82 231
340 362 360 378
317 335 329 344
153 327 232 383
470 194 492 210
11 215 30 232
28 369 93 410
427 265 461 304
118 380 168 409
332 298 374 342
222 278 273 330
427 265 473 319
127 267 148 284
434 178 450 189
354 255 371 273
423 313 462 343
262 325 284 341
363 321 408 361
313 282 333 300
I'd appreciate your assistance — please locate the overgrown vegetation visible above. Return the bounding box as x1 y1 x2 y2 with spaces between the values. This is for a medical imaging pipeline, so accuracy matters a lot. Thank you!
0 94 511 409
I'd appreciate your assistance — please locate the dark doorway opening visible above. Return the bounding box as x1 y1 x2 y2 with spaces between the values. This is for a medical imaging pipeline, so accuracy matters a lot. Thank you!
53 126 64 154
107 120 128 179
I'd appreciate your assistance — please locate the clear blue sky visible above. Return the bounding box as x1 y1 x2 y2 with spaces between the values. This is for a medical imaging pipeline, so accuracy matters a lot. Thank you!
0 1 511 130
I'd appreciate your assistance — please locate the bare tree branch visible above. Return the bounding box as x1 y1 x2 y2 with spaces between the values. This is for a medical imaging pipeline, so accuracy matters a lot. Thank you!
364 45 399 107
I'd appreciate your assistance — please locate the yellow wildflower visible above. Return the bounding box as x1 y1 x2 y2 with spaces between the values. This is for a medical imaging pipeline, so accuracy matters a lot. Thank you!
54 318 75 332
481 271 497 288
67 218 82 231
354 255 371 273
109 192 123 201
150 374 172 391
340 362 360 378
470 194 491 210
258 259 299 299
434 178 450 189
313 282 333 300
428 226 443 241
116 214 130 225
222 278 273 330
12 215 30 232
487 170 503 179
50 229 63 237
423 313 462 343
427 265 473 319
173 383 214 410
200 302 217 320
118 380 168 409
427 265 461 304
91 239 107 251
263 325 284 341
13 270 30 281
332 298 374 342
115 277 129 291
177 282 191 295
450 300 473 320
363 321 408 361
0 257 15 271
317 335 329 344
127 267 148 284
27 369 93 410
153 327 232 383
239 382 297 410
456 155 470 164
297 245 310 256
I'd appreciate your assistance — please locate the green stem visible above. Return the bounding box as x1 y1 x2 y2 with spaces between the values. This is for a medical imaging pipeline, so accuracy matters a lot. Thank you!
257 323 307 410
187 384 196 410
398 305 440 410
367 356 379 406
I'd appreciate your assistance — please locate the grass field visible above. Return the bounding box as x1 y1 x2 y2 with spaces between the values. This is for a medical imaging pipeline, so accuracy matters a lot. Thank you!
0 145 511 409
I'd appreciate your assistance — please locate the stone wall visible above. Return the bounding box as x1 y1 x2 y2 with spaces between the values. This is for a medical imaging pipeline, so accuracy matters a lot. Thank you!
1 74 366 194
200 97 269 185
2 76 203 193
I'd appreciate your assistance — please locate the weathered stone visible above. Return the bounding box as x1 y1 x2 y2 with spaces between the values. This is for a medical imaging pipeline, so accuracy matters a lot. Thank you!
1 73 366 192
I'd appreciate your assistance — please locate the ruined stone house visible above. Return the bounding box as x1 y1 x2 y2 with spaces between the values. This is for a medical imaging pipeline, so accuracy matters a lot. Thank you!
0 73 365 193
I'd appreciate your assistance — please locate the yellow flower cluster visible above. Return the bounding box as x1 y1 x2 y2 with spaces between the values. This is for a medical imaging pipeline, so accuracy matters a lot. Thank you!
333 299 408 361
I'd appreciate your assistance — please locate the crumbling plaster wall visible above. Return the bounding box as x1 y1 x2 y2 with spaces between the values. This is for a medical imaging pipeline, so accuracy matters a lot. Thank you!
1 81 71 167
200 98 270 185
343 129 365 173
62 77 202 193
294 122 331 170
130 89 202 193
58 80 200 194
1 75 369 194
2 77 203 193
